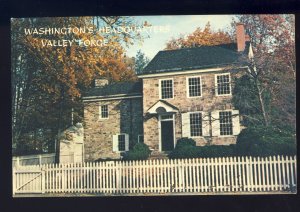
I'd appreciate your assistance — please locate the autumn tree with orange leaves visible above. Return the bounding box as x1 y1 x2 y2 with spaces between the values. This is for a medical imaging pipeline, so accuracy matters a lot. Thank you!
232 15 295 130
165 22 233 50
12 17 142 158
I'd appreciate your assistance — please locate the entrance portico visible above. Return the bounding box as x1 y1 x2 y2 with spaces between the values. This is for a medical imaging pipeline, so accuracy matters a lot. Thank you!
146 100 178 152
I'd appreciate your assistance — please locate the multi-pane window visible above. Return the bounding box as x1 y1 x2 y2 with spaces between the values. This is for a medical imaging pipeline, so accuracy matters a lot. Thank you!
118 134 126 151
100 105 108 118
190 113 202 137
161 114 173 120
188 77 201 97
160 79 173 99
219 111 233 135
216 74 231 95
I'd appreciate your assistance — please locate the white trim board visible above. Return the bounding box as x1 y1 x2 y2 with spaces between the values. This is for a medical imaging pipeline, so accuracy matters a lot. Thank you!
138 66 248 79
83 95 142 102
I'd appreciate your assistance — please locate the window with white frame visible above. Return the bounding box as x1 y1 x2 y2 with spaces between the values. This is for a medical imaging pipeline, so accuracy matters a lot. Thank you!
100 105 108 119
216 74 231 95
160 79 173 99
118 134 126 151
219 111 233 135
188 77 201 97
190 112 202 137
113 133 129 152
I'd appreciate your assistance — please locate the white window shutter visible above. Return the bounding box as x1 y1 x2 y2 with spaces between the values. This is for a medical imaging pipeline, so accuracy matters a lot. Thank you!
181 113 190 137
99 105 101 119
202 112 210 136
211 111 220 136
232 110 240 135
125 134 129 151
112 135 118 152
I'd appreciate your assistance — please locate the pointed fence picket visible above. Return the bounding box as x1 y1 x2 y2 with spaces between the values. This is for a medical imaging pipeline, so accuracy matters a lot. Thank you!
13 155 296 195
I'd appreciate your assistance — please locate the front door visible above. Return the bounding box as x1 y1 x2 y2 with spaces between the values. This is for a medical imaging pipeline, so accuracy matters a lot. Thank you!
161 120 174 151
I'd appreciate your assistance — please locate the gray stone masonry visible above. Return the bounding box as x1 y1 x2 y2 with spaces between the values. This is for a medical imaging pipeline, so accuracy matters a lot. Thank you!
142 69 246 150
84 98 143 161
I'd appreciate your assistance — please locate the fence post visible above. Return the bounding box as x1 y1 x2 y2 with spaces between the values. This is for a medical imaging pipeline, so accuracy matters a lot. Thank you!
16 157 20 167
116 161 121 194
39 155 42 166
12 167 16 195
41 166 45 194
179 159 183 192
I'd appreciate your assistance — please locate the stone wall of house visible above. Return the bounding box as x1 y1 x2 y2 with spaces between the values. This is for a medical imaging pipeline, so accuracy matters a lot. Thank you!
84 97 143 161
143 69 246 149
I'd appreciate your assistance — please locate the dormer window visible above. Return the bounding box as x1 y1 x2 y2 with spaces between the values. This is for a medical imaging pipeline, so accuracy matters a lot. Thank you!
160 79 173 99
215 73 231 96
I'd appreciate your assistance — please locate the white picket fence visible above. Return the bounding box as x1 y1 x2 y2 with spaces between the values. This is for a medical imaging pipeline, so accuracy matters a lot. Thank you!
13 155 296 195
13 153 82 167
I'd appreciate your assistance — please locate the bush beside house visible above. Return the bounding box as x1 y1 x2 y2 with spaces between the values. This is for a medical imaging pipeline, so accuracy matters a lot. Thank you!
168 138 235 159
235 125 296 157
123 143 151 161
168 126 296 159
168 138 199 159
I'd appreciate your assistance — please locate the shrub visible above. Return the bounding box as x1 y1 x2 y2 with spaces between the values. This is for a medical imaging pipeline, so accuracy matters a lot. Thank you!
175 137 196 148
169 125 296 159
168 138 197 159
197 145 236 158
236 125 296 156
95 158 120 162
168 145 199 159
169 138 235 159
123 143 151 161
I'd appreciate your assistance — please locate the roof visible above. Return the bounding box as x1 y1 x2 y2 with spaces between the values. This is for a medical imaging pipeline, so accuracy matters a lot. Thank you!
140 42 250 75
83 81 142 98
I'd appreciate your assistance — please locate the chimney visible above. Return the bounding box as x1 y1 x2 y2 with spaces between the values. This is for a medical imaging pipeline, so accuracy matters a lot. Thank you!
236 23 246 52
94 78 108 87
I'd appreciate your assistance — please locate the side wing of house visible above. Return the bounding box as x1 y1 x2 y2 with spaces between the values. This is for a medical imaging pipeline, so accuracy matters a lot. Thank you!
83 81 143 161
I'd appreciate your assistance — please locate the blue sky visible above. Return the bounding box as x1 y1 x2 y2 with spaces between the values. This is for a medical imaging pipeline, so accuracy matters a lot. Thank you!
125 15 234 60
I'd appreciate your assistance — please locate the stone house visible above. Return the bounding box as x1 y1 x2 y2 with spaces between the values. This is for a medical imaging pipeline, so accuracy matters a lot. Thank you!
83 23 253 161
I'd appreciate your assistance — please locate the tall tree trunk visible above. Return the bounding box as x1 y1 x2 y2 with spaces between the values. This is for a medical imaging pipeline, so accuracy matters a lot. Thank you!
255 80 269 126
55 130 61 163
55 86 65 163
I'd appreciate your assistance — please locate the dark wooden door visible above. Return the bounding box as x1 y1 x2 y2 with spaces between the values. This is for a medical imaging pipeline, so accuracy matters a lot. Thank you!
161 121 174 151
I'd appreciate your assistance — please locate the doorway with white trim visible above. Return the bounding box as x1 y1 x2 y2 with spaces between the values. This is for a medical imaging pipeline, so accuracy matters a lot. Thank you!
159 114 175 151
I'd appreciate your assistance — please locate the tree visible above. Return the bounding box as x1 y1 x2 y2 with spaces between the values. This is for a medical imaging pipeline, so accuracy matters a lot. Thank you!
11 17 143 158
165 22 233 50
232 15 295 129
134 50 149 74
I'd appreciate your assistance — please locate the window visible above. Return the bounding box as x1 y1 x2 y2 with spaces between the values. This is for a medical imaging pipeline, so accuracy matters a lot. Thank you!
216 74 231 95
161 114 173 120
100 105 108 119
190 113 202 137
188 77 201 97
219 111 233 135
160 79 173 99
138 135 144 143
118 134 126 151
113 133 129 152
